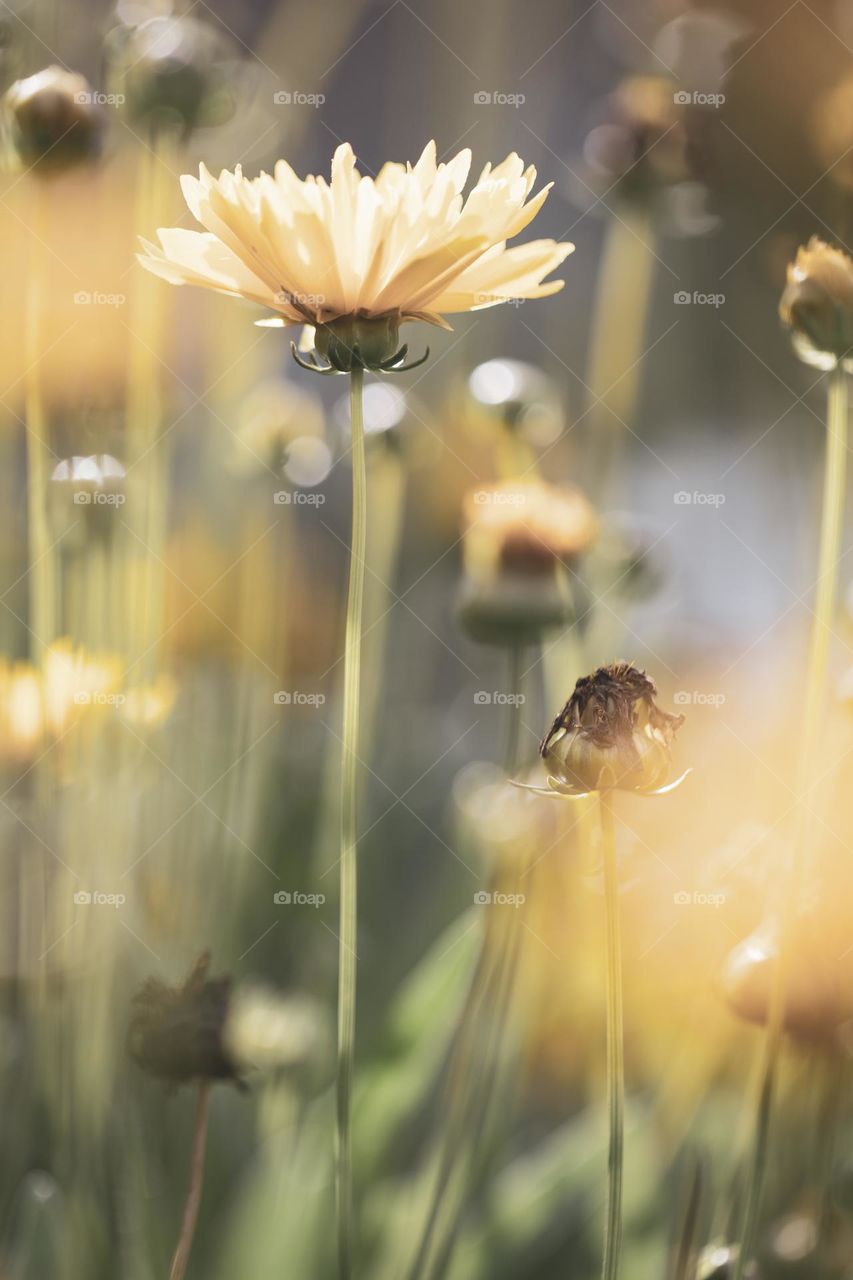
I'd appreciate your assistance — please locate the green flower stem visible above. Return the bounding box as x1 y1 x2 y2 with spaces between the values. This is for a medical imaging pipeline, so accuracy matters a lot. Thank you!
169 1082 211 1280
600 788 624 1280
734 365 848 1280
25 184 55 661
337 365 366 1280
504 644 524 774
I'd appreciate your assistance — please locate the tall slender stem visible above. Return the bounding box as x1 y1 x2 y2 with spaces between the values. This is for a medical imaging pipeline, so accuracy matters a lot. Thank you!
337 366 366 1280
734 365 848 1280
25 183 55 659
504 644 524 774
169 1082 211 1280
600 788 624 1280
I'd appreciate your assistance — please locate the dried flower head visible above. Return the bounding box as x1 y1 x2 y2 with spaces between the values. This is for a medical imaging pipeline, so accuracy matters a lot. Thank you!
538 662 687 797
138 141 573 372
779 237 853 370
4 66 105 175
457 480 597 646
128 952 240 1086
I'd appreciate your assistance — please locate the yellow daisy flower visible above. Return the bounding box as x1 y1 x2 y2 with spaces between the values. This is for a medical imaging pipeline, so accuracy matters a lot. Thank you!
138 140 573 370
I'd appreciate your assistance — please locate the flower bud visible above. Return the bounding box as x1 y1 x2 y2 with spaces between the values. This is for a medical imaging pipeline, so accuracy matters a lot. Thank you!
110 16 236 135
315 314 401 372
722 923 851 1041
583 76 687 204
541 661 685 795
464 359 564 448
4 66 105 175
779 238 853 370
49 454 126 544
457 480 597 647
128 952 240 1086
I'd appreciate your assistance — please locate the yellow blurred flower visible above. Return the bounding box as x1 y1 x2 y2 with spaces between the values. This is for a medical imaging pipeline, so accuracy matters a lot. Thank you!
138 141 573 356
457 479 597 646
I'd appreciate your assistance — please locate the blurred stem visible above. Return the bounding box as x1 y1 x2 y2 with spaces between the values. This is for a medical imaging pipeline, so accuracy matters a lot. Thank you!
504 645 523 773
360 445 407 776
169 1082 211 1280
25 182 55 660
600 788 623 1280
337 366 366 1280
586 208 655 498
734 365 848 1280
408 863 525 1280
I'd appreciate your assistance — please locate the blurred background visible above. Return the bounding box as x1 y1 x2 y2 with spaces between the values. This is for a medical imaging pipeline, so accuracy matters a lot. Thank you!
1 1 853 1277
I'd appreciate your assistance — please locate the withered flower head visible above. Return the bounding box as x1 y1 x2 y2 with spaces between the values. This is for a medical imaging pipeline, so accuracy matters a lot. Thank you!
4 66 105 175
128 952 240 1086
779 237 853 370
457 480 597 646
538 661 686 796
